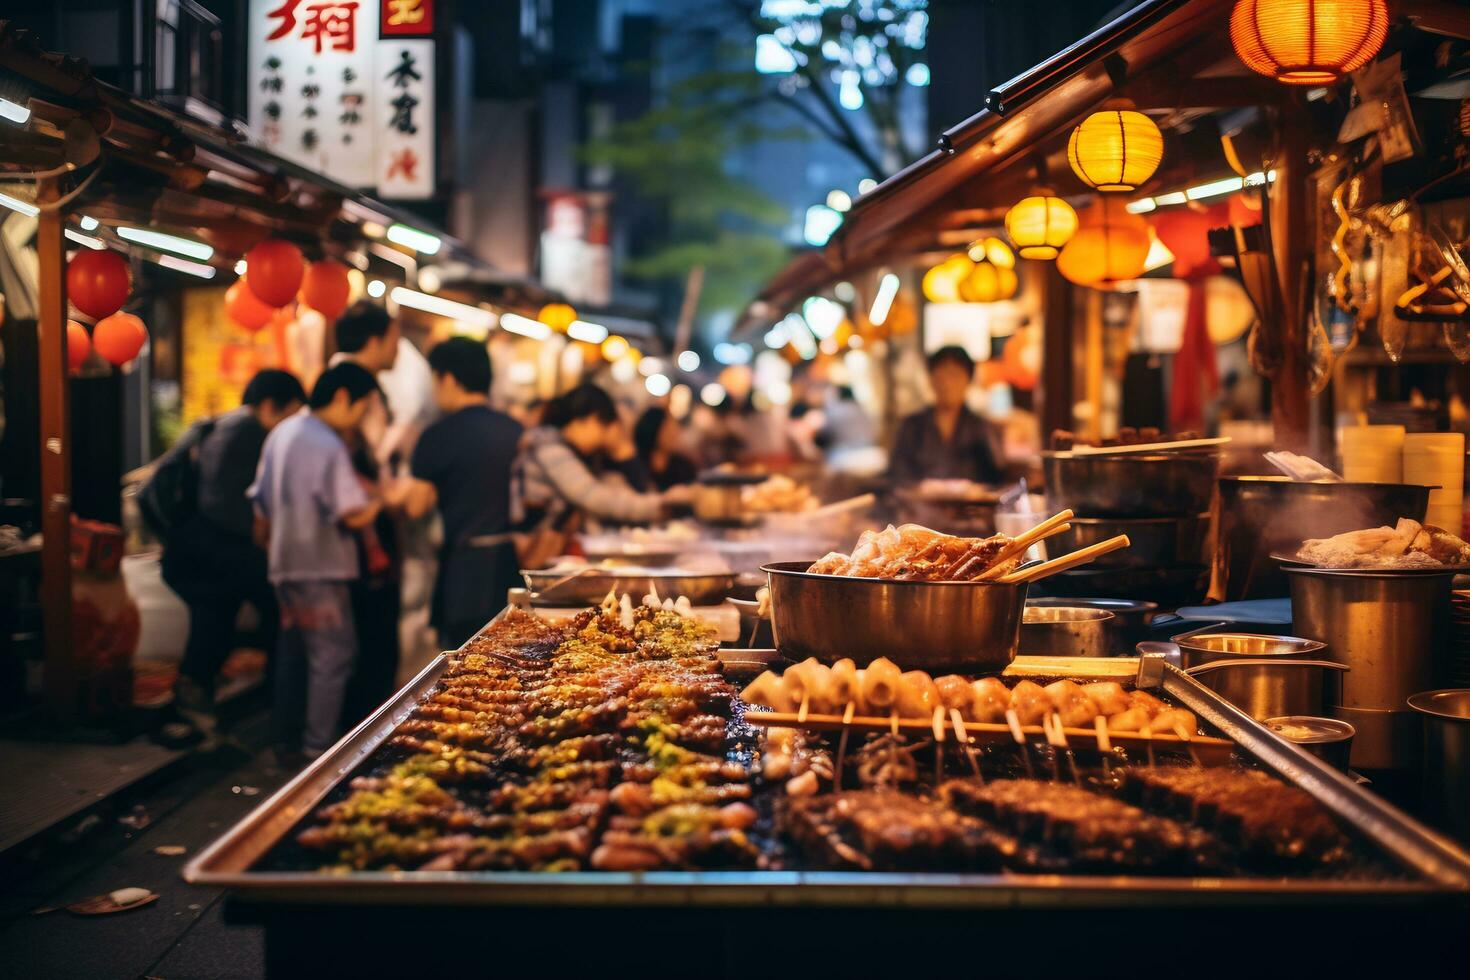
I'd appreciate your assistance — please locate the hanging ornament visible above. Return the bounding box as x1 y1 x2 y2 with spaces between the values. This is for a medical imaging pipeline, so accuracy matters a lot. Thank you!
225 279 275 332
67 319 91 373
1067 109 1164 192
958 258 1019 303
921 254 974 303
538 303 578 333
244 239 305 307
92 312 148 366
1229 0 1388 86
67 248 131 320
968 237 1016 269
1057 197 1151 287
1005 196 1078 259
298 259 352 320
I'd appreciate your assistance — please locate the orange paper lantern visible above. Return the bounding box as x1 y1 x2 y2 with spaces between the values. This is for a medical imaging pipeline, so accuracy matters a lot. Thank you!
1005 196 1078 260
92 312 148 366
67 248 131 321
225 279 275 332
66 319 91 372
298 259 351 320
1229 0 1388 85
1067 110 1164 192
244 239 305 307
958 260 1018 303
1057 197 1151 287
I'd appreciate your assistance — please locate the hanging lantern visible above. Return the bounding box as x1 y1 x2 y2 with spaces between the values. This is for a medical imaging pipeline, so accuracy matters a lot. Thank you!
958 258 1019 303
67 248 131 321
1230 0 1388 85
1067 110 1164 193
225 279 275 332
1057 197 1151 287
538 302 578 332
92 311 148 366
299 259 352 320
967 237 1016 269
66 320 91 373
921 254 974 303
244 238 305 307
1004 196 1078 260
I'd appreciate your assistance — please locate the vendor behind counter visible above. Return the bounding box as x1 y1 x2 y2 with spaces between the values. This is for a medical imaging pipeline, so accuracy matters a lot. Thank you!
888 345 1005 486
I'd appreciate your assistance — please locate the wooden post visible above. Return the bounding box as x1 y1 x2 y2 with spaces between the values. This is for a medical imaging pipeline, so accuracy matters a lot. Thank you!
1041 263 1075 439
1268 98 1312 451
37 179 76 723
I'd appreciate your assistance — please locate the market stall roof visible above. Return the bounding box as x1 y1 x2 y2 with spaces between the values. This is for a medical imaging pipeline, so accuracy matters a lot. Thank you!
0 21 553 313
734 0 1274 335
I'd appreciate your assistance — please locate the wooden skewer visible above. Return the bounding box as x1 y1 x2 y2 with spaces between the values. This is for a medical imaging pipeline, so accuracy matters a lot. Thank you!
950 709 983 779
980 510 1075 578
998 534 1132 584
931 707 947 743
798 693 810 724
842 701 856 725
1095 716 1113 781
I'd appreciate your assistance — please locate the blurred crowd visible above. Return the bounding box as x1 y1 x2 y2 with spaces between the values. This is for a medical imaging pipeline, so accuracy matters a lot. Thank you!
147 302 1010 762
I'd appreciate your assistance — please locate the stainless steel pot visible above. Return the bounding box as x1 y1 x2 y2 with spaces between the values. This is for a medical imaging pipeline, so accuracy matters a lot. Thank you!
1185 658 1348 720
1026 597 1157 649
762 560 1028 672
1289 566 1453 770
1143 630 1328 671
1216 476 1432 600
1265 715 1357 772
1043 450 1218 517
1050 514 1210 569
1407 689 1470 842
1019 606 1115 658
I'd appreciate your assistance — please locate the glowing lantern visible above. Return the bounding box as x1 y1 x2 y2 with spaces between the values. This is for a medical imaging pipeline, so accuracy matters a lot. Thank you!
244 238 305 307
1067 110 1164 193
958 259 1018 303
538 303 577 332
298 259 351 320
968 237 1015 269
1057 197 1151 287
225 279 275 333
1230 0 1388 85
1005 196 1078 260
921 254 974 303
66 320 91 373
92 311 148 366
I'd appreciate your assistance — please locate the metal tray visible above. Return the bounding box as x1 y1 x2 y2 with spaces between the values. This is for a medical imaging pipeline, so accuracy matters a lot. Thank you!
186 617 1470 906
522 566 734 605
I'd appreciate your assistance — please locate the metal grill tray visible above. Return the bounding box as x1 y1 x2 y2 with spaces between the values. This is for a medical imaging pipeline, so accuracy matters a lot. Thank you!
186 617 1470 906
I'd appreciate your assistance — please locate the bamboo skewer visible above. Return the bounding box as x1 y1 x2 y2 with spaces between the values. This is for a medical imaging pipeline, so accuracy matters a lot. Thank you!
998 534 1132 584
742 708 1234 763
980 509 1074 579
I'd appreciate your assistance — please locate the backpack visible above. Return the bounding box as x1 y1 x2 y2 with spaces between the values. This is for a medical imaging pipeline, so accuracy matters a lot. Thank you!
138 417 217 543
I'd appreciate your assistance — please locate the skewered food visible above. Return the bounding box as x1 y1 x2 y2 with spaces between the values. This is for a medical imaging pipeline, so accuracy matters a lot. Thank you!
1297 518 1470 569
1123 767 1349 867
941 779 1225 875
808 524 1023 581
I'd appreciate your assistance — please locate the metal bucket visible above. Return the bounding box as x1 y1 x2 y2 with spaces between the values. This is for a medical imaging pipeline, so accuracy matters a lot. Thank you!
1289 566 1453 771
762 560 1028 672
1019 606 1115 658
1165 630 1327 671
1184 658 1348 720
1216 476 1432 600
1043 450 1218 517
1407 689 1470 842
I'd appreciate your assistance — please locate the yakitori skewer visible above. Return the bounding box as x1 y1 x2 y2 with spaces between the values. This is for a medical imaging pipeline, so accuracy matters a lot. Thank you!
998 533 1132 584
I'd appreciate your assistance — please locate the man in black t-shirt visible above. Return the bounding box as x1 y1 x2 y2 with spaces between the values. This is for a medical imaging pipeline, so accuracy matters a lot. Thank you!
390 337 523 649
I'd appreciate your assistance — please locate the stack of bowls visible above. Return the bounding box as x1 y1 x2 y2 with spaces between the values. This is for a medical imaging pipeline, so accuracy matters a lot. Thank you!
1403 431 1464 532
1339 424 1405 483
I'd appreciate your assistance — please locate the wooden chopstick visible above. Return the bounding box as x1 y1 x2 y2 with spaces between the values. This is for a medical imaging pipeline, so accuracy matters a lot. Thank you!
979 510 1074 579
998 533 1131 584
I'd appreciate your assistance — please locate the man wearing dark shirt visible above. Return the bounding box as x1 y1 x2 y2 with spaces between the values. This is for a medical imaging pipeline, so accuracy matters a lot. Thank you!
163 369 305 738
888 346 1004 485
391 337 523 649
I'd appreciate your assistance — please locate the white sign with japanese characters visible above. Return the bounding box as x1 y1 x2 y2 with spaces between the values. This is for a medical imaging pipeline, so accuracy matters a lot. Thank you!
247 0 436 199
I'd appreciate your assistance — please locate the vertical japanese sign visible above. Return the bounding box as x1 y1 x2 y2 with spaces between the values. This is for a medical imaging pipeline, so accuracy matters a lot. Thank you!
248 0 436 199
375 39 435 198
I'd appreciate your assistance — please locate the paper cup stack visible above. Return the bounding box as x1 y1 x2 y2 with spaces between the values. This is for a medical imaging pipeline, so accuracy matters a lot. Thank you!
1404 432 1465 533
1339 425 1406 483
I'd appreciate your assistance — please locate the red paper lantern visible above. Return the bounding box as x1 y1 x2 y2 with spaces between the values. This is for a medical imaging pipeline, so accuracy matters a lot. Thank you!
67 319 91 372
93 312 148 366
1230 0 1388 86
244 239 305 308
225 279 275 332
1151 203 1229 279
299 259 351 320
67 248 131 321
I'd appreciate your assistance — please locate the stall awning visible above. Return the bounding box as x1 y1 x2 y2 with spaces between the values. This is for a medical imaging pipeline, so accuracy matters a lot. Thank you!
735 0 1273 334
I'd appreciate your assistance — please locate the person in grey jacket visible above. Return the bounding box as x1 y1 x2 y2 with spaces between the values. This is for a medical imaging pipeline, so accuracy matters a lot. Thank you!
513 384 690 529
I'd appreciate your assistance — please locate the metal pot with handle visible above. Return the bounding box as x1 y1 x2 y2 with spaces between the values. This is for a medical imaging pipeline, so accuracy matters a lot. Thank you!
1184 658 1349 720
